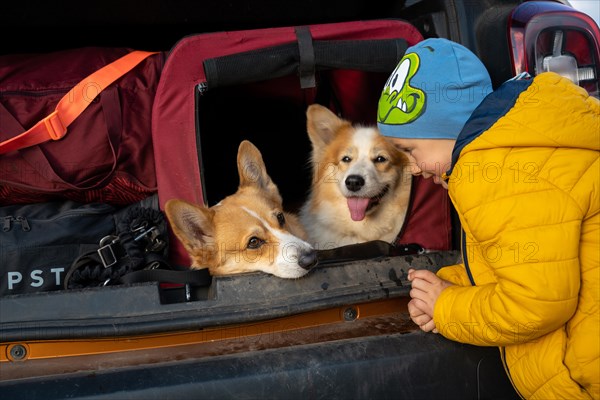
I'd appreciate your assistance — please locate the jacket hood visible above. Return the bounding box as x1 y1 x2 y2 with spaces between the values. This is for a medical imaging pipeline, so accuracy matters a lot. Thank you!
448 72 600 175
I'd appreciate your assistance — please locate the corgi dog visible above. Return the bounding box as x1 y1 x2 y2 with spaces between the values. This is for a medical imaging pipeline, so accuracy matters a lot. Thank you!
300 104 412 248
165 140 317 279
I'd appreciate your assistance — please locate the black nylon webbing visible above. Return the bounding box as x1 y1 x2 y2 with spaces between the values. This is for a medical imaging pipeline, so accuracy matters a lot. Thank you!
295 26 316 89
203 38 407 90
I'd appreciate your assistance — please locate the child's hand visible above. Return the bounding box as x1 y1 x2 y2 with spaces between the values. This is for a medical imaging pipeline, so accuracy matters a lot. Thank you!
407 299 437 332
407 268 454 333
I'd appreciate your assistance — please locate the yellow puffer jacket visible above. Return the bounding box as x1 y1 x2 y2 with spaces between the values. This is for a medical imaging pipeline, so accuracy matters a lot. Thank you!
436 72 599 399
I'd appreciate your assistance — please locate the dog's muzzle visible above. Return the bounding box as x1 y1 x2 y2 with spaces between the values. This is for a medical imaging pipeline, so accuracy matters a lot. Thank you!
298 249 318 270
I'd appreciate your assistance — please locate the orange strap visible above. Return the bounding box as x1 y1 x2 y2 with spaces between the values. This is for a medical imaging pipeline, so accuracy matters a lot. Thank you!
0 50 158 155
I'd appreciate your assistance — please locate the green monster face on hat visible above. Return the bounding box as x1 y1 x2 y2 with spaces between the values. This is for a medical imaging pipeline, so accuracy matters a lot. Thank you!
377 52 426 125
377 38 493 140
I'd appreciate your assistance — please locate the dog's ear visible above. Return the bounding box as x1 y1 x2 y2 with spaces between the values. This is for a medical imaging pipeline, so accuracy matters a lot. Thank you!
237 140 280 199
306 104 348 148
164 199 215 252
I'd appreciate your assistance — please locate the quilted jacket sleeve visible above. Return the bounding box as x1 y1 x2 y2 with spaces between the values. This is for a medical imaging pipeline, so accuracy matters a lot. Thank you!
436 264 472 286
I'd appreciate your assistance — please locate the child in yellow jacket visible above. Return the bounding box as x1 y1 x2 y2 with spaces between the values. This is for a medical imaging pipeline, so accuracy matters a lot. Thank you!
378 38 599 399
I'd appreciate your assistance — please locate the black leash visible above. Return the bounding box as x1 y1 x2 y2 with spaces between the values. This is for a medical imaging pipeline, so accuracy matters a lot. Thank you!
316 240 424 266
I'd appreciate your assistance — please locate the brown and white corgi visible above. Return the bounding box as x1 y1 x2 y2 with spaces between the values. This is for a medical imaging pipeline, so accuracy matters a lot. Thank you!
165 140 317 279
300 104 412 248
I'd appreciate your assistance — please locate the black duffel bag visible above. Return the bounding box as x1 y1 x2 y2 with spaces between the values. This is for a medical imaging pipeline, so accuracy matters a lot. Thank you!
0 195 209 296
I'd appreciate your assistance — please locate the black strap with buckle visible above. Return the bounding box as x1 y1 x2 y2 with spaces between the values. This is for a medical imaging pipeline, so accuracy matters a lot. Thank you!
97 235 126 268
64 203 211 290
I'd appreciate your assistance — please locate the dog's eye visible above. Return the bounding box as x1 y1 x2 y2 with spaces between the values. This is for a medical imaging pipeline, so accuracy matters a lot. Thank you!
247 236 264 249
374 155 387 163
276 212 285 227
341 156 352 163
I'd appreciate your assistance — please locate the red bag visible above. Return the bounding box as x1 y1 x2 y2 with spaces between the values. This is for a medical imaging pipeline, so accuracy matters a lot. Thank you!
0 47 164 205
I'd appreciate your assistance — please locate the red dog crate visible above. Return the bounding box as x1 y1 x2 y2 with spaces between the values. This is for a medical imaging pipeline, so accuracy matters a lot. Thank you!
151 20 452 267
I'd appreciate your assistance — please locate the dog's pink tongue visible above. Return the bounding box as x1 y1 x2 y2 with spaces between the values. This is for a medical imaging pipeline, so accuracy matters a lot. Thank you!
347 197 370 221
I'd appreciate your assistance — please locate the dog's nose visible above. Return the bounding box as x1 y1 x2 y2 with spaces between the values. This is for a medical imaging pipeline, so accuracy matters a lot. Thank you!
298 250 318 270
345 175 365 192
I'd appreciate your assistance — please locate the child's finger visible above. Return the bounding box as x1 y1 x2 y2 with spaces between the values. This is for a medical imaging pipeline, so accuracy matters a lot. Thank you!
408 297 433 318
412 314 433 328
409 276 431 292
407 298 427 317
410 269 440 284
408 300 434 328
409 286 431 306
419 319 437 333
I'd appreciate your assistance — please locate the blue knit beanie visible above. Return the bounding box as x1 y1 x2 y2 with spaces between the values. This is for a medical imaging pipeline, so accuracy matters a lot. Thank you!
377 38 492 139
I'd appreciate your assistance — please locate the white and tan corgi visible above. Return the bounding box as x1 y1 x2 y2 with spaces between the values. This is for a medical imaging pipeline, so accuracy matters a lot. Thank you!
300 104 412 248
165 140 317 279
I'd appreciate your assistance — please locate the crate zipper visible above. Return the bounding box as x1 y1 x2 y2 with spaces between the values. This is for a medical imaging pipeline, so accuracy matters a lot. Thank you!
197 82 208 95
195 82 209 204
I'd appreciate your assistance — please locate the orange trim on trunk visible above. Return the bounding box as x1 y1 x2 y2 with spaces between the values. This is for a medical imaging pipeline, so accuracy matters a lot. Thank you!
1 298 409 362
